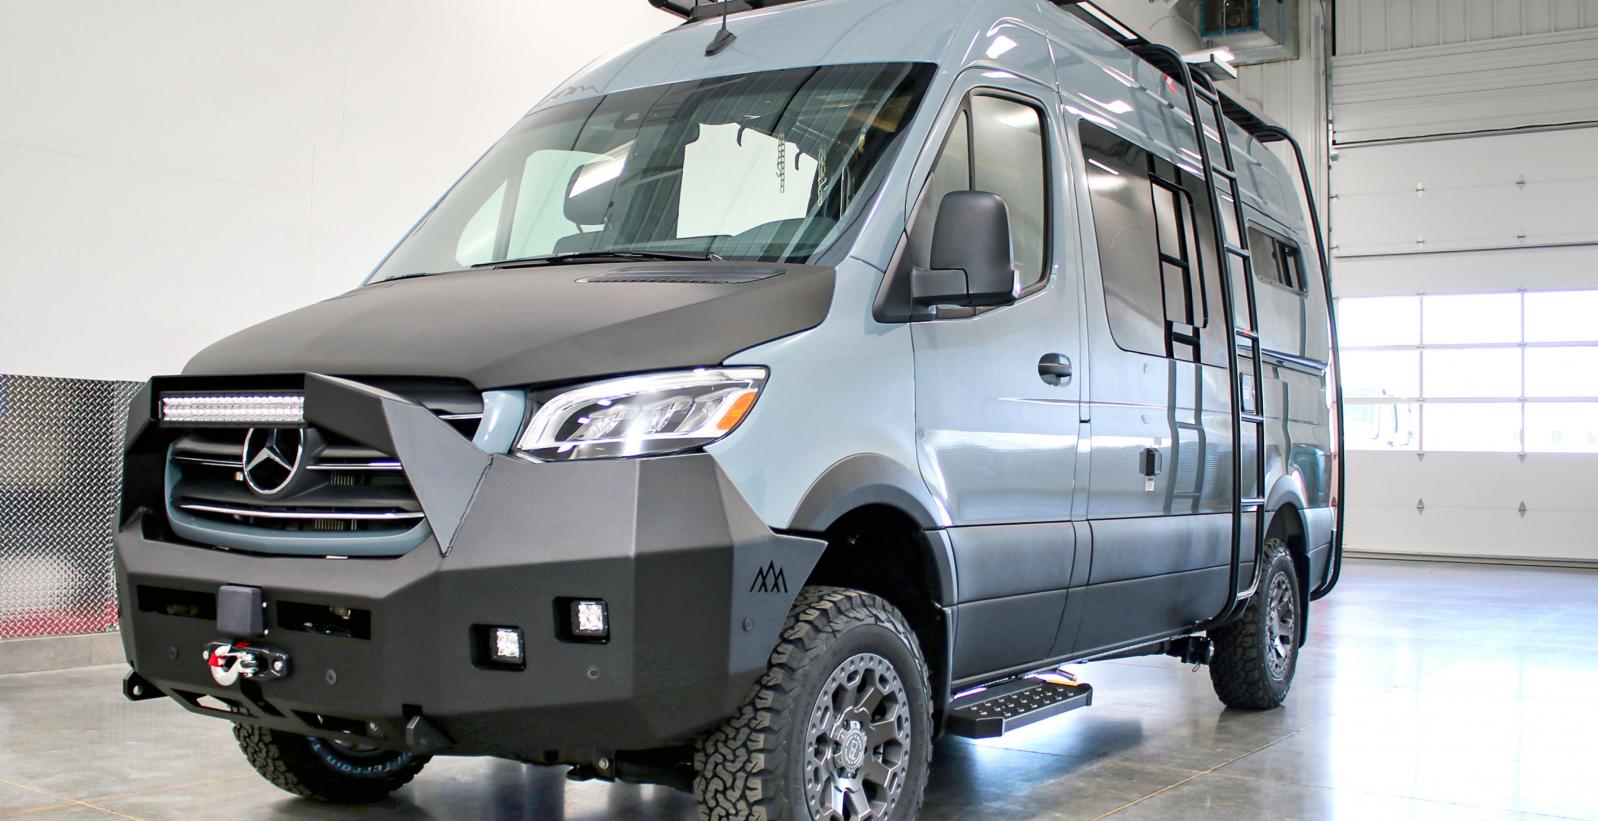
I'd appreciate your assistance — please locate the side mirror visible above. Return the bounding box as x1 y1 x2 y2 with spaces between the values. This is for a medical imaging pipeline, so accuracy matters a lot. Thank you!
911 191 1021 308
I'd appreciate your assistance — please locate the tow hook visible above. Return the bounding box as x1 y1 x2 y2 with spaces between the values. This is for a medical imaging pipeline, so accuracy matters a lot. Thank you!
123 669 166 702
203 641 291 686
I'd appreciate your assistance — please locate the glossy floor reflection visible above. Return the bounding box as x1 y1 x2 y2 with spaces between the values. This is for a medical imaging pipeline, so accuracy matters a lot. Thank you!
3 559 1596 820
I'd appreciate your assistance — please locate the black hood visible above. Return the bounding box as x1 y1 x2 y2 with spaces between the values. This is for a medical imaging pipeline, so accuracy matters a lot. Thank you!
183 262 835 388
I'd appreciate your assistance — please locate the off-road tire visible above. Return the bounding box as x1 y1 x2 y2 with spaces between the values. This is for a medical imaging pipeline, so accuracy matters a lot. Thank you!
694 586 933 821
234 724 430 803
1209 537 1301 709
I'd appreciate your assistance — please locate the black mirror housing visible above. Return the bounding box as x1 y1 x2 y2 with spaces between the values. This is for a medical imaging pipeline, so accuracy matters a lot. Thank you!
911 191 1021 308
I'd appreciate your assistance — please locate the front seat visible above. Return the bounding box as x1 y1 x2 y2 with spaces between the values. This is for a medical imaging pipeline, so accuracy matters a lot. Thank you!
551 163 618 255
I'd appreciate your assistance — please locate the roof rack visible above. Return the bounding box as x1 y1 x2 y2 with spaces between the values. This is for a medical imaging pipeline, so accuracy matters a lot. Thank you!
650 0 1283 143
651 0 813 22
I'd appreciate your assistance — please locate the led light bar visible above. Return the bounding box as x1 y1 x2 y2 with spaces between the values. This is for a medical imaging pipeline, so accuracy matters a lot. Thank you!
160 393 305 426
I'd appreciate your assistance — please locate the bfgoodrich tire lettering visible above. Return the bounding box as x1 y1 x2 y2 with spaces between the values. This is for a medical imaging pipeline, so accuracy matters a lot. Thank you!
1208 537 1301 709
695 586 933 820
234 724 429 803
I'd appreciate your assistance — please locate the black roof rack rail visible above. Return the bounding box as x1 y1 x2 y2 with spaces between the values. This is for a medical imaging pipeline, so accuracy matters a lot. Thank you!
650 0 1285 142
652 0 813 22
650 0 694 17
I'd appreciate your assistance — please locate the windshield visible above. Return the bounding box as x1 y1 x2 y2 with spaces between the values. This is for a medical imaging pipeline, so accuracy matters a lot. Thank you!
372 63 933 281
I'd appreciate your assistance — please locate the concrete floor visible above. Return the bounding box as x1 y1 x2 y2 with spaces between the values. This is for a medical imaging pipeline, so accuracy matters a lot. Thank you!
2 558 1596 820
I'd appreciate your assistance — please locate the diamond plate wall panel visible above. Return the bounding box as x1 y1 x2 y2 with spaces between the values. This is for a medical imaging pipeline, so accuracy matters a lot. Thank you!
0 375 140 639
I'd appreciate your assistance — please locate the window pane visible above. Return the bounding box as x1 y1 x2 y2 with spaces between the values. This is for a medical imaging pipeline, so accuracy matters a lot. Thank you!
1526 403 1598 453
1341 350 1419 399
1423 347 1520 398
1337 296 1418 347
1246 226 1287 288
1423 403 1521 452
680 125 815 238
510 150 610 257
1526 347 1598 398
1525 290 1598 343
907 112 971 272
1281 245 1302 291
971 96 1047 287
454 182 506 266
1081 122 1164 357
1423 293 1519 345
928 113 971 205
1344 402 1419 451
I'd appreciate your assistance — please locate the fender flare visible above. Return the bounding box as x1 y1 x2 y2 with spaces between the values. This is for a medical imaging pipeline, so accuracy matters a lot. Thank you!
1263 475 1313 646
787 453 942 534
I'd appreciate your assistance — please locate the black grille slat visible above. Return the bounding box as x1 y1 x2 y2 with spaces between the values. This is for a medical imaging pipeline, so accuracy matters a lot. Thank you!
314 442 398 462
172 481 420 512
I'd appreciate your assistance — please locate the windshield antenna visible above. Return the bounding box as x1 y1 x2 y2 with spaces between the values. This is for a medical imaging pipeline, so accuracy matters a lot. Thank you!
706 1 736 56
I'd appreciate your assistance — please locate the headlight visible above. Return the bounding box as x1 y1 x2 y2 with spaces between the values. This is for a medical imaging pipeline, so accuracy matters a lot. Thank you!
514 368 767 461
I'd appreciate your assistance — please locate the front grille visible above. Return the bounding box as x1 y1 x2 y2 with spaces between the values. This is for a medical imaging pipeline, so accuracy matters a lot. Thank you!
164 384 482 539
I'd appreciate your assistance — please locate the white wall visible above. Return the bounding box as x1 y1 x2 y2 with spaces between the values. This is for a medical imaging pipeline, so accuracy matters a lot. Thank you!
1335 0 1598 55
0 1 674 382
1331 0 1598 142
1328 1 1598 562
1235 0 1332 221
1333 127 1598 256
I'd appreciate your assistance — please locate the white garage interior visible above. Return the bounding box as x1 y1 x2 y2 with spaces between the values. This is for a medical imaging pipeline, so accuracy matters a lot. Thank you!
2 0 1596 818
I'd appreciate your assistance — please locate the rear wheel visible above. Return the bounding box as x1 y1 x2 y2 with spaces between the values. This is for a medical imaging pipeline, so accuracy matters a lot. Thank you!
1208 537 1301 709
695 586 932 820
234 724 429 803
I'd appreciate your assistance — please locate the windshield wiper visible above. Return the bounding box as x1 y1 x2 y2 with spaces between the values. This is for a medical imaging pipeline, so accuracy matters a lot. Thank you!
374 271 448 283
472 250 723 269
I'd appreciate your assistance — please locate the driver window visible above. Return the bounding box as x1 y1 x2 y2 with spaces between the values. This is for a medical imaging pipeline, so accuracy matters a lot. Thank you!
910 93 1049 289
970 96 1047 288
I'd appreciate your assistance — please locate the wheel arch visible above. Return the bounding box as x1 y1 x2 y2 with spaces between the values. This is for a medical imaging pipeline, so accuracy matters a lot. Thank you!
796 500 957 724
787 453 942 534
1264 499 1311 647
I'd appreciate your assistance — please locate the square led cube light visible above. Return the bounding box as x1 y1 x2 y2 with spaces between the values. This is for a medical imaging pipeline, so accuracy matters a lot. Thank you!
491 626 524 665
570 600 609 640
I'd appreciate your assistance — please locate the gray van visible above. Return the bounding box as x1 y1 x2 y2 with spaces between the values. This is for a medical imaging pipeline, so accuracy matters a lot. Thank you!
114 0 1343 817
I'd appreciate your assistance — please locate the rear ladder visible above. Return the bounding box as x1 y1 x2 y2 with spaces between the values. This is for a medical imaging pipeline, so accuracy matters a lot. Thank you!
1133 43 1269 626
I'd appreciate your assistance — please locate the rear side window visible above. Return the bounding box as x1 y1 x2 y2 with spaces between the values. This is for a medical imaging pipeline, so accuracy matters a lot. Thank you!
1247 225 1304 293
1081 122 1208 359
911 93 1050 289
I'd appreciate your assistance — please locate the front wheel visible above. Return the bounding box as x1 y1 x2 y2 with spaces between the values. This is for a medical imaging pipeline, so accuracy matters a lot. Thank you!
1208 537 1301 709
234 724 429 803
695 586 933 820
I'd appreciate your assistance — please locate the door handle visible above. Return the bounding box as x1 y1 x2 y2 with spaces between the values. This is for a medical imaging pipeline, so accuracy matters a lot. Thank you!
1038 353 1072 386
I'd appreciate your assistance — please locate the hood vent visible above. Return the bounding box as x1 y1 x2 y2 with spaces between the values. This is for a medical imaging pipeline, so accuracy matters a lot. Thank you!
578 266 782 285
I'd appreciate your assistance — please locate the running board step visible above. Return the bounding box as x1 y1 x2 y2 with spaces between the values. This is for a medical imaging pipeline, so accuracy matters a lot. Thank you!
945 676 1093 739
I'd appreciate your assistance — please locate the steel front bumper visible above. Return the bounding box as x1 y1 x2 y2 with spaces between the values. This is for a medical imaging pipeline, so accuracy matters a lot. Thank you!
115 375 824 756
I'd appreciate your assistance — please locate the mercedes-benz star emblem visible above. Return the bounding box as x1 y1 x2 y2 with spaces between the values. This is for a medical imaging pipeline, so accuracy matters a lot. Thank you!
241 427 304 496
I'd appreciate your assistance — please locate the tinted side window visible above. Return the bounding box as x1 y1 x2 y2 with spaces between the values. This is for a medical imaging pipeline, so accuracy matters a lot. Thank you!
908 112 970 266
1152 180 1200 328
1247 225 1304 293
1082 122 1209 358
970 96 1048 287
1281 240 1303 291
1083 129 1162 355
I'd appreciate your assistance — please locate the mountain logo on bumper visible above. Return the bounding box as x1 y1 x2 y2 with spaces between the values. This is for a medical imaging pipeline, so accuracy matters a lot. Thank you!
750 561 788 594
